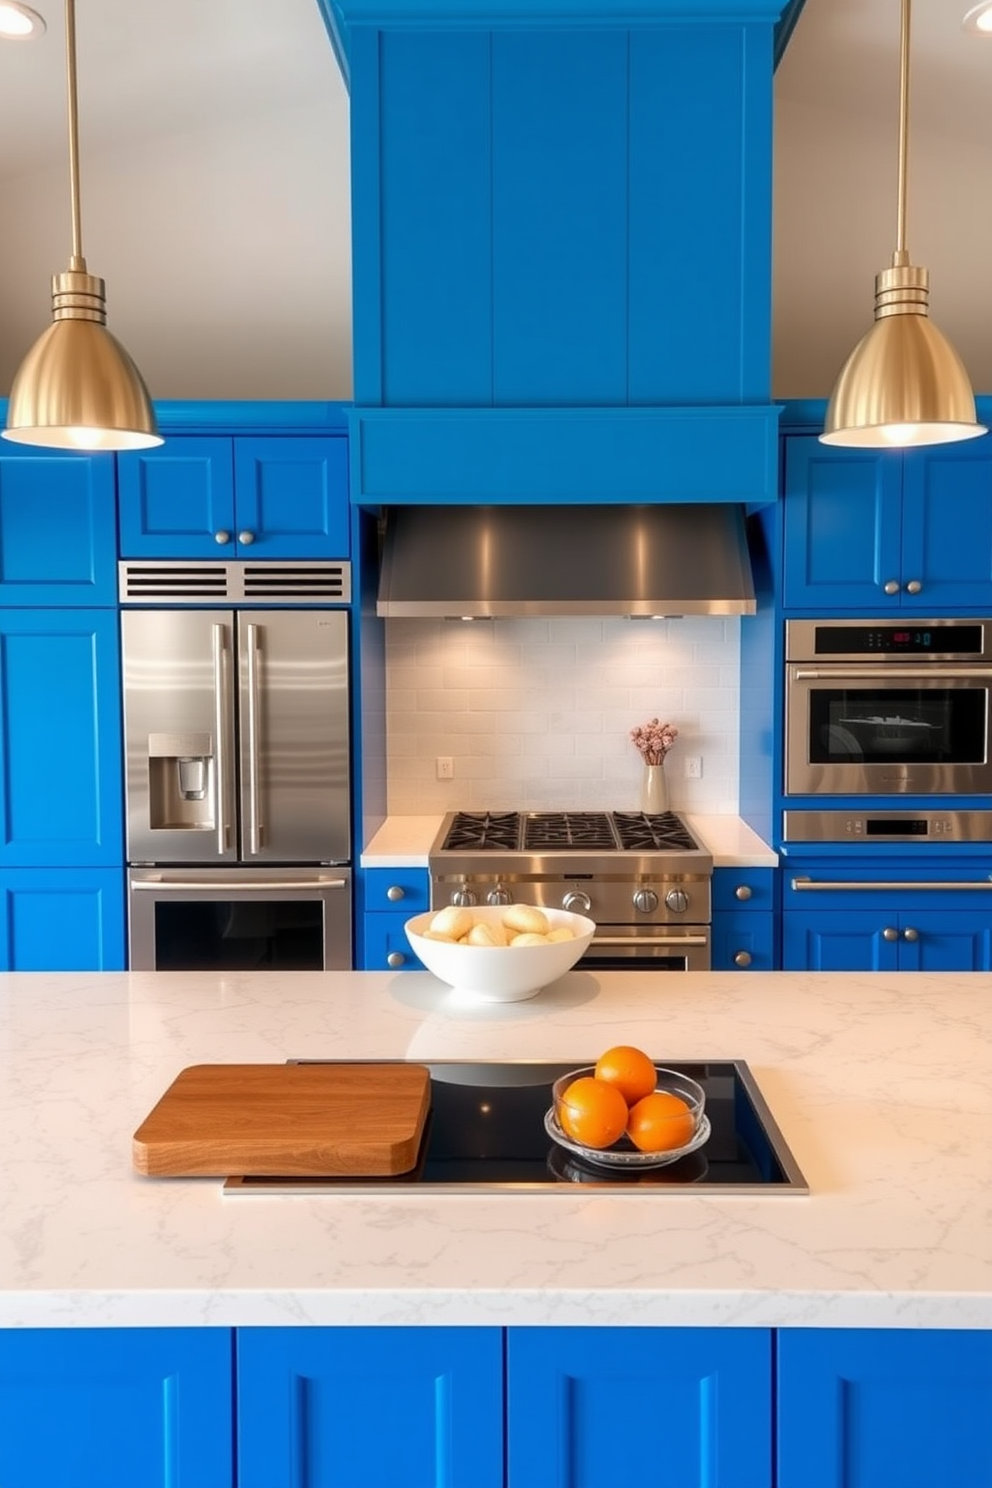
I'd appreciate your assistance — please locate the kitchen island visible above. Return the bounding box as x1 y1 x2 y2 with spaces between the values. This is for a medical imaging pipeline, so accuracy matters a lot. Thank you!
2 967 991 1486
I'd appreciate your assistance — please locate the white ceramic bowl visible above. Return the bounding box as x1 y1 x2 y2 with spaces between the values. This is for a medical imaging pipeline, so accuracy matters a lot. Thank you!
404 905 595 1002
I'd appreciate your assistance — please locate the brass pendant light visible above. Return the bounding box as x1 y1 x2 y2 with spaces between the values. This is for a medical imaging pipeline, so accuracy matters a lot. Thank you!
820 0 985 448
2 0 161 450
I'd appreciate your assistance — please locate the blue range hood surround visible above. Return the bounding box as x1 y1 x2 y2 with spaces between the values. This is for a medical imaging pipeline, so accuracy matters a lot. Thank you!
320 0 793 508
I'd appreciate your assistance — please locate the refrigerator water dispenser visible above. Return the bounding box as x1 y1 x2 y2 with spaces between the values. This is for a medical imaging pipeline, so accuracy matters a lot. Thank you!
147 732 215 830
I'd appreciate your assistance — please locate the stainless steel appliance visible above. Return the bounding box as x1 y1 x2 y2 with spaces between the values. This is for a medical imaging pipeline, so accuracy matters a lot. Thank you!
428 811 713 971
122 581 352 971
785 618 992 797
224 1059 808 1194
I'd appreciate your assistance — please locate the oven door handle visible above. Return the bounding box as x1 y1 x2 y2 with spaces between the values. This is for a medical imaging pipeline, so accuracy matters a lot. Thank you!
591 934 710 946
131 877 349 891
791 876 992 892
791 666 990 681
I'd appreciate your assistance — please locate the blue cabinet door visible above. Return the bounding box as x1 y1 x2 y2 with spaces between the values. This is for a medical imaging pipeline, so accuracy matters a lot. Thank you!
0 609 123 866
117 436 236 558
778 1329 992 1488
0 866 125 969
782 911 901 971
237 1326 503 1488
782 438 902 610
895 910 992 970
119 436 350 559
0 447 117 606
362 912 427 970
0 1327 233 1488
900 438 992 610
507 1326 772 1488
361 867 430 969
711 867 778 970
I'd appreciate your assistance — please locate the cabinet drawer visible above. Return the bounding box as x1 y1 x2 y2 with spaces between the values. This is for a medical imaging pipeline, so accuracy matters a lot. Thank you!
364 869 430 914
712 867 776 913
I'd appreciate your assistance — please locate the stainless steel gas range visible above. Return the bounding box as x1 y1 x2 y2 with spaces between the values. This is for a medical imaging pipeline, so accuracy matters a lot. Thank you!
429 811 714 971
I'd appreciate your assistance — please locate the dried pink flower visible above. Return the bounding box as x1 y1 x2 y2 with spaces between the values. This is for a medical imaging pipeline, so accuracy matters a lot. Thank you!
629 718 679 766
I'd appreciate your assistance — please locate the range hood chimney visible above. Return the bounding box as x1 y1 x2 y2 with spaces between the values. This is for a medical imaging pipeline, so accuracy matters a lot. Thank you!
376 504 756 619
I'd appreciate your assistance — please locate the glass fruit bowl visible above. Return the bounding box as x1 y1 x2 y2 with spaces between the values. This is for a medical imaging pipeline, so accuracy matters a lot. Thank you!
547 1065 708 1170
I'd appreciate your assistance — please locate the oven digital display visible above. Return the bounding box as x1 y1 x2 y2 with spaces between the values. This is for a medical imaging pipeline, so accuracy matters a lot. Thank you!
814 625 984 654
865 818 929 836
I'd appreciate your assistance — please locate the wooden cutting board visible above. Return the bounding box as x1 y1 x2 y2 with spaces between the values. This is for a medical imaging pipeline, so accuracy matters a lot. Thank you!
132 1063 431 1177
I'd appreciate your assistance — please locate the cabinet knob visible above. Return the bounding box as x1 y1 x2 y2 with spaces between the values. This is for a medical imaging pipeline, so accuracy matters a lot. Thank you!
734 884 752 902
386 885 405 902
882 926 899 941
214 530 231 545
238 530 256 546
883 580 900 595
906 580 922 595
902 926 919 943
733 950 752 968
386 951 406 968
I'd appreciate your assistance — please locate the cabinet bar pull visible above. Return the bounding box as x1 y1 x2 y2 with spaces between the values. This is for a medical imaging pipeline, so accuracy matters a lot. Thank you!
792 667 990 681
592 935 709 947
132 877 348 892
791 877 992 891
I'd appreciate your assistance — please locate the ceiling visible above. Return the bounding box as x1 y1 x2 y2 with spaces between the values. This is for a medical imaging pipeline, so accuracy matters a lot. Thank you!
1 0 991 403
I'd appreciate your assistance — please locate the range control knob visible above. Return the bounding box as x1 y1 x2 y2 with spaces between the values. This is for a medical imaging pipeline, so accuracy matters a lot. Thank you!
562 890 591 915
487 885 512 906
665 888 689 914
632 888 659 914
451 887 478 908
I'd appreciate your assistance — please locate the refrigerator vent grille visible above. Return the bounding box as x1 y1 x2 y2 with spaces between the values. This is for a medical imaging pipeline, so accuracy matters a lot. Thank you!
119 561 351 604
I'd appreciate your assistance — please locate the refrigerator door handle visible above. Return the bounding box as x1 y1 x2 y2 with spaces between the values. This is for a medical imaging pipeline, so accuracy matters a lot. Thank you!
245 622 263 856
212 622 231 856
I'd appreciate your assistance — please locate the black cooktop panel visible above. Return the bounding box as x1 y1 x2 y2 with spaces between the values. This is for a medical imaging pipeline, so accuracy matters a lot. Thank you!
612 812 701 852
227 1061 807 1194
439 810 703 855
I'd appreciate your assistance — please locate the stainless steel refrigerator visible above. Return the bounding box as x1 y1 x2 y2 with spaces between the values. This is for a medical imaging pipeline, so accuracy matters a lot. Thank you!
122 607 352 970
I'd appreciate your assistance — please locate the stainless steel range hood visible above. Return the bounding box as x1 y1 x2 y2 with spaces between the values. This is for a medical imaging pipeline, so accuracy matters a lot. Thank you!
376 504 756 618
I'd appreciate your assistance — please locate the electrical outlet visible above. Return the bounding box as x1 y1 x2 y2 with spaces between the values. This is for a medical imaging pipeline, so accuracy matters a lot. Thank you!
436 756 455 780
684 756 703 779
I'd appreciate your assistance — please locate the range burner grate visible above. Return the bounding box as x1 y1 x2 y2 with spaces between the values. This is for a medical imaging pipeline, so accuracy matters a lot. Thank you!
611 812 701 852
522 812 617 851
440 811 521 851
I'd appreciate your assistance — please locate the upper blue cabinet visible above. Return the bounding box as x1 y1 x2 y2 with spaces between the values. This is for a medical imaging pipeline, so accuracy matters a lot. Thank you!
0 446 118 606
324 0 787 507
783 434 992 612
118 435 350 559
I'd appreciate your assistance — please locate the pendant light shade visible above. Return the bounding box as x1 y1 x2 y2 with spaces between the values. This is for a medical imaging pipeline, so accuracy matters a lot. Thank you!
821 0 985 449
2 1 161 451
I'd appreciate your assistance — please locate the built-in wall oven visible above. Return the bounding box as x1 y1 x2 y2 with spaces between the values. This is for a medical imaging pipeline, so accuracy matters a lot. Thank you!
785 618 992 798
120 561 353 971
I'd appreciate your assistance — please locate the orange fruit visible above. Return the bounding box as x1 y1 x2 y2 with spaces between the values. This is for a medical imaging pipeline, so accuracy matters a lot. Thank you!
593 1044 657 1106
558 1076 629 1149
626 1091 696 1153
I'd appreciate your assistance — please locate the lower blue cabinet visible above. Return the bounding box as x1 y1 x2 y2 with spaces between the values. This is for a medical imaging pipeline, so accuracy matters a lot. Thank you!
0 866 125 969
507 1326 773 1488
237 1326 503 1488
778 1328 992 1488
0 1327 233 1488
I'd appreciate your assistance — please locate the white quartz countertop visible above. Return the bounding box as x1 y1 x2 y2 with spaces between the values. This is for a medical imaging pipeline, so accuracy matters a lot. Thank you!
361 814 777 867
1 968 990 1330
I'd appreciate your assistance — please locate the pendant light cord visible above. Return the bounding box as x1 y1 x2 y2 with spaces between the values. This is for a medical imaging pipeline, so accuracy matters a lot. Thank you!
64 0 83 268
895 0 910 261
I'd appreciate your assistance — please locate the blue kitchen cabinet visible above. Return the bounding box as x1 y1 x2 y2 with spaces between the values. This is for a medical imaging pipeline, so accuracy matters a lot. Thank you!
361 865 429 970
506 1326 773 1488
782 435 992 612
237 1326 503 1488
711 866 777 971
118 435 350 559
778 1329 992 1488
0 445 118 606
0 1327 233 1488
0 608 123 869
781 867 992 971
0 866 124 969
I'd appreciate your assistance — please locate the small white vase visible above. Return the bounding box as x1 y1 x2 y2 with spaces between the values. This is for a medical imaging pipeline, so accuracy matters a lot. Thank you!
640 762 669 815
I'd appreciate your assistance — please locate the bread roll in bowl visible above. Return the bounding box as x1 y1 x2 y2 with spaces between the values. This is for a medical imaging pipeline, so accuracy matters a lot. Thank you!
501 904 550 936
429 905 474 940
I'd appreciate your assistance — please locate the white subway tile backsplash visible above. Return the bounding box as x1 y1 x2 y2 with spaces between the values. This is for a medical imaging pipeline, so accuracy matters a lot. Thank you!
385 616 740 814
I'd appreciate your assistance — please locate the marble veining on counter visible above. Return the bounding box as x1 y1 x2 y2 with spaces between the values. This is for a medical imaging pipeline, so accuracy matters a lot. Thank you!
0 968 988 1330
